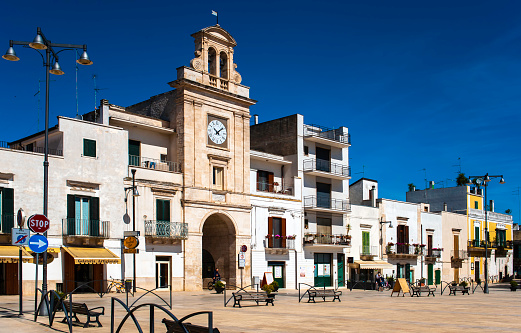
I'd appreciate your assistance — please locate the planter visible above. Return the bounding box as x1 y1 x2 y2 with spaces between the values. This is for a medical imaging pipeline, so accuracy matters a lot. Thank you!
267 293 276 299
215 285 225 294
510 286 516 292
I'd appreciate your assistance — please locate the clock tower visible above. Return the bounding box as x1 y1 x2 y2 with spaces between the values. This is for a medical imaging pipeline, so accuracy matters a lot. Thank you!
169 25 256 290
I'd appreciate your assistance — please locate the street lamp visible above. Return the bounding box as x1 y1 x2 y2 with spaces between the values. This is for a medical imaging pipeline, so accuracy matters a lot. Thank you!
124 169 139 293
466 173 505 294
380 219 393 258
3 27 92 312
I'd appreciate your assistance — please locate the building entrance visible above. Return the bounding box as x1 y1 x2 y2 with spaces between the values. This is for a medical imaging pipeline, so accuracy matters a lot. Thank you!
202 214 236 287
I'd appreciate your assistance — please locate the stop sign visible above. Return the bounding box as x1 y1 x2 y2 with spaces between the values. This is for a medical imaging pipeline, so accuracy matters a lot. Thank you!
28 214 50 233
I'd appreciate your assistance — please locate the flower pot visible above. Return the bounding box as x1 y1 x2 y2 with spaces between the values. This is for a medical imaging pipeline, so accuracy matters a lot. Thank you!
267 293 276 299
215 285 225 294
511 286 517 292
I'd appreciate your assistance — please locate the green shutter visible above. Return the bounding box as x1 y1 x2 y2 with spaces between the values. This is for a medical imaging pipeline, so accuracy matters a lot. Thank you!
362 231 370 254
67 195 76 235
1 188 14 233
128 140 140 166
427 264 433 285
90 197 100 236
83 139 96 157
435 269 441 285
475 226 480 244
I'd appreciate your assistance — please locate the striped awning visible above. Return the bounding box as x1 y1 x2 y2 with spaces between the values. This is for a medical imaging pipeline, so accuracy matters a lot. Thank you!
0 246 33 263
63 247 120 264
351 260 394 270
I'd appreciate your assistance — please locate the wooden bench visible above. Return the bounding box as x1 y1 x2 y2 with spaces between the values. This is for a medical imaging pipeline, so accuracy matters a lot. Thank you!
448 285 470 295
308 289 342 303
410 285 436 297
61 300 105 328
162 318 220 333
232 291 275 308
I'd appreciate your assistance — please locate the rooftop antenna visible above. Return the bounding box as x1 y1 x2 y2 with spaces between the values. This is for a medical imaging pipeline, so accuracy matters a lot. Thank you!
419 168 428 189
452 157 462 174
354 165 366 178
92 74 107 111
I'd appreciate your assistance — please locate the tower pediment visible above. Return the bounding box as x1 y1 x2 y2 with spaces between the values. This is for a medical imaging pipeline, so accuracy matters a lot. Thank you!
191 25 237 47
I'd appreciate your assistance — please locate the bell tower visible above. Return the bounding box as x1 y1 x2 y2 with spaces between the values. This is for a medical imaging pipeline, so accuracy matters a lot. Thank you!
170 25 256 290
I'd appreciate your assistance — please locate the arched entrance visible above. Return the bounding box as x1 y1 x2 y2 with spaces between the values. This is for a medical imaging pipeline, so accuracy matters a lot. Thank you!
202 213 236 287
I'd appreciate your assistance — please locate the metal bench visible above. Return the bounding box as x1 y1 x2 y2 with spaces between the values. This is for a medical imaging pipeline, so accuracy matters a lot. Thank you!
61 300 105 328
308 289 342 303
162 318 220 333
410 285 436 297
232 291 275 308
448 285 470 295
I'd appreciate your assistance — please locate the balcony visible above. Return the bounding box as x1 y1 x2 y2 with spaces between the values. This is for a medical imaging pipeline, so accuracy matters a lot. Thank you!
62 219 110 246
129 155 181 173
303 196 350 213
0 214 15 234
255 182 293 196
493 240 512 257
144 220 188 241
303 233 351 248
385 244 422 258
450 250 468 260
303 159 351 180
1 141 63 156
467 240 492 257
264 236 295 255
360 245 378 260
303 124 351 147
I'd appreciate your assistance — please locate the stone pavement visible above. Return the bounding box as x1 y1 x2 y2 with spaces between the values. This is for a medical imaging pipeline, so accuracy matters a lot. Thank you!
0 283 520 332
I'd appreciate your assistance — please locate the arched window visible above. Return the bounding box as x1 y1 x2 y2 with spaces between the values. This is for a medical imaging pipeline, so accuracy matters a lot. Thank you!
219 52 228 79
208 48 217 76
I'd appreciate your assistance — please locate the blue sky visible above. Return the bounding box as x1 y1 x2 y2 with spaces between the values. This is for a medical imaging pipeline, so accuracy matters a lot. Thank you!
1 1 520 220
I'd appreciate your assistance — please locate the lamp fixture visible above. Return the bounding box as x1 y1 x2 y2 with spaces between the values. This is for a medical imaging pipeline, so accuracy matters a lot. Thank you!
49 62 64 75
29 33 46 50
2 46 19 61
77 49 93 65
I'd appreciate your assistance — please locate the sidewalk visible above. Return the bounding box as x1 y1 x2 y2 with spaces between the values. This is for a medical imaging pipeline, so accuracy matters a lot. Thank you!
0 284 520 332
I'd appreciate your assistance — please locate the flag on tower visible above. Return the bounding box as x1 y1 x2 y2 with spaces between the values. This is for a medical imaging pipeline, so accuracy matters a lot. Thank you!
212 10 218 24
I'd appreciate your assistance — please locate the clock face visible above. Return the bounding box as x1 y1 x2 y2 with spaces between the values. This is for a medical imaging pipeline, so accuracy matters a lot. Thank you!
207 119 227 145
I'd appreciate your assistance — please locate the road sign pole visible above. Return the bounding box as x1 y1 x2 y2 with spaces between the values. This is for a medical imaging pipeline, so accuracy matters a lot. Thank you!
19 247 22 316
34 253 38 316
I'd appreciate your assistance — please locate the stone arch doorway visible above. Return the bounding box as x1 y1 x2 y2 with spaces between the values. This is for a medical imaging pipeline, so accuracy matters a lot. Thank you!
202 213 236 287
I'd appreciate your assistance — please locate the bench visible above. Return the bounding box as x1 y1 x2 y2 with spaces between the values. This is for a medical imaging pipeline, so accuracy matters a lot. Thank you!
162 318 220 333
61 301 104 328
232 291 275 308
308 289 342 303
410 285 436 297
448 285 470 295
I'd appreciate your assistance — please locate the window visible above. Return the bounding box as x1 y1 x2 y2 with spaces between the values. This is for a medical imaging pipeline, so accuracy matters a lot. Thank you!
304 146 309 155
474 226 480 246
208 48 217 76
160 154 168 163
67 195 99 236
129 140 141 166
396 225 409 254
474 201 479 209
496 229 506 247
268 217 286 248
83 139 96 158
213 166 224 190
156 199 171 236
0 187 14 233
257 170 274 192
427 235 433 256
362 231 370 255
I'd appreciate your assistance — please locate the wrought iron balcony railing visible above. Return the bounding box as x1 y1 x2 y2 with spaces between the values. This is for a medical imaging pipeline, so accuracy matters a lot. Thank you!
491 239 512 249
129 155 181 173
450 250 468 260
303 196 351 211
385 244 423 256
426 249 442 258
303 233 351 246
360 245 378 256
264 236 295 249
144 220 188 239
0 214 15 233
303 124 351 145
468 239 491 248
1 141 63 156
256 182 293 195
62 218 110 238
303 159 351 177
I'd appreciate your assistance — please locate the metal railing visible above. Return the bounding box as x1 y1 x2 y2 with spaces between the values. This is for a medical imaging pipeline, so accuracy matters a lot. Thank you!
360 245 378 256
426 249 442 258
303 196 350 211
0 141 63 156
144 220 188 239
303 159 351 177
264 236 295 249
255 182 293 195
0 213 15 233
450 250 468 260
62 218 110 238
468 239 490 248
128 155 181 173
385 244 423 255
303 233 351 246
303 124 351 145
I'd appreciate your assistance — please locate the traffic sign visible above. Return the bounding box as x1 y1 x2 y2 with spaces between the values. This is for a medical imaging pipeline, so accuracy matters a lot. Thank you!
12 228 30 246
241 245 247 252
28 234 48 253
28 214 50 233
17 208 26 228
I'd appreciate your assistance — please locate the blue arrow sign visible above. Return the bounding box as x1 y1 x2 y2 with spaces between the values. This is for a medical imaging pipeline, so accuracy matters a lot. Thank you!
28 234 48 253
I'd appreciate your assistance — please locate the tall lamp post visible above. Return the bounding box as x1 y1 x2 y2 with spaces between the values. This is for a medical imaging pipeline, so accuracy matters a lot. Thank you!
124 169 139 293
467 173 505 294
3 27 92 310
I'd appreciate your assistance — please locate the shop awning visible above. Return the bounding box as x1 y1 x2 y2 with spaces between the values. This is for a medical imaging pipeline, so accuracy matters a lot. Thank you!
25 247 60 254
0 246 33 263
63 247 120 264
351 260 394 270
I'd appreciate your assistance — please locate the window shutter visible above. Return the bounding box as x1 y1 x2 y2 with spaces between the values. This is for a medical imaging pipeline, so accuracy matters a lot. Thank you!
90 197 100 236
1 188 14 232
281 218 287 248
256 171 261 191
405 225 409 243
164 200 170 222
268 217 273 248
67 195 76 235
268 172 274 192
156 199 163 221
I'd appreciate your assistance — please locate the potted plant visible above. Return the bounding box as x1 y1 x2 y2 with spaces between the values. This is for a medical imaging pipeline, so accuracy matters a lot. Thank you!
214 280 225 294
270 280 279 292
451 281 458 286
387 276 395 288
476 278 481 286
262 284 275 298
459 281 468 288
510 280 518 291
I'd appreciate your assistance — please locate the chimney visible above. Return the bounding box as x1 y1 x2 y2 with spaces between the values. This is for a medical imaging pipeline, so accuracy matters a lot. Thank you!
100 99 110 125
370 186 377 207
429 181 435 189
443 202 448 211
489 200 494 212
254 114 259 125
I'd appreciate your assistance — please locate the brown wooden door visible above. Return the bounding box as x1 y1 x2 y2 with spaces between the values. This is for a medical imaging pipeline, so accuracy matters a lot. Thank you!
2 263 18 295
63 251 75 293
93 264 104 293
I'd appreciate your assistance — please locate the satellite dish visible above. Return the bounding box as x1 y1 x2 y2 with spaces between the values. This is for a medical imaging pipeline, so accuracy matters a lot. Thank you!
123 213 131 225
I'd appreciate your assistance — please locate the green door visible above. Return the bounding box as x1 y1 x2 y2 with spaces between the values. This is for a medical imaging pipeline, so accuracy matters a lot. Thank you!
362 231 370 255
268 262 284 288
405 264 411 283
427 264 433 285
337 254 344 287
435 269 441 285
314 253 332 287
129 140 140 166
